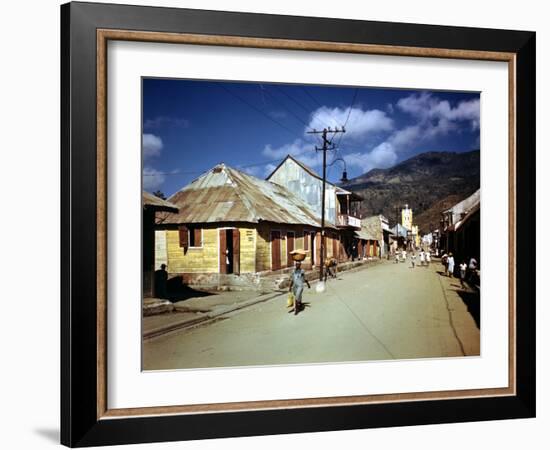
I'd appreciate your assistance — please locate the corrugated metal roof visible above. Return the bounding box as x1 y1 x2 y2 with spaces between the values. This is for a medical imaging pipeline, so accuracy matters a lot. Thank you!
448 201 480 232
163 164 326 227
142 191 179 212
356 215 384 241
390 223 410 238
444 189 480 220
267 154 363 201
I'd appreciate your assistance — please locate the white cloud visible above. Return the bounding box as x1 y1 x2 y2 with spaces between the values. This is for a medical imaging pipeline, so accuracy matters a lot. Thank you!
143 166 166 190
142 133 163 159
241 166 262 177
340 93 480 174
262 138 309 159
308 106 393 140
262 92 479 177
342 125 419 173
388 125 422 149
397 92 480 132
262 139 321 170
344 143 398 173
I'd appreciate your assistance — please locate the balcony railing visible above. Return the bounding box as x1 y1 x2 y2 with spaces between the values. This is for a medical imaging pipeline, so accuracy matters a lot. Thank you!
336 214 361 229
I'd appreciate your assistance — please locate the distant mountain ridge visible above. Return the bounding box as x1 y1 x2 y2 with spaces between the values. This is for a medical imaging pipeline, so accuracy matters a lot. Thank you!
341 150 480 233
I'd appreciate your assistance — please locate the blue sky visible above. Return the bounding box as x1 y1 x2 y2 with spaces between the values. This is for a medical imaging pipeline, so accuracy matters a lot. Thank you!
142 78 480 197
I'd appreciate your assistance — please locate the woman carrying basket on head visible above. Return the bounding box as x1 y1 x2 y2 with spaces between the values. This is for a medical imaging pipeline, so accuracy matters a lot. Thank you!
289 258 311 316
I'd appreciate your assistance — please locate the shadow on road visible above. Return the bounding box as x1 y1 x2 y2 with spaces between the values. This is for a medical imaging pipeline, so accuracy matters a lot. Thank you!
456 290 480 329
288 301 312 315
166 276 215 302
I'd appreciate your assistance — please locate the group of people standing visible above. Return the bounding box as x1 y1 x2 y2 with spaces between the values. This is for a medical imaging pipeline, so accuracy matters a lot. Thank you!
394 249 431 267
441 253 478 288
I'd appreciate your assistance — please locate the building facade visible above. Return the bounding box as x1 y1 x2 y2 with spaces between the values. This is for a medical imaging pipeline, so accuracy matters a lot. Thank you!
155 164 342 288
267 155 363 262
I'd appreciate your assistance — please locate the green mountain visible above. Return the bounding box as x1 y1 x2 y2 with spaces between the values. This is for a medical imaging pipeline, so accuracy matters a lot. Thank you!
341 150 480 234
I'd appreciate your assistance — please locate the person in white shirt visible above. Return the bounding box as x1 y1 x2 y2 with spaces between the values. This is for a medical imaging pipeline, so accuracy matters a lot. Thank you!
419 251 425 266
426 251 431 267
459 261 468 287
468 257 478 282
447 253 455 278
410 252 416 268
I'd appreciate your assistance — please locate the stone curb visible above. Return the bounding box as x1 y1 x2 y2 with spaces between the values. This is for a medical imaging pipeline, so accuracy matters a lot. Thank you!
143 290 286 340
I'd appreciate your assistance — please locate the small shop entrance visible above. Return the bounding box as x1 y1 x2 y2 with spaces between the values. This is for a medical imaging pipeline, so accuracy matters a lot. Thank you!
219 228 240 274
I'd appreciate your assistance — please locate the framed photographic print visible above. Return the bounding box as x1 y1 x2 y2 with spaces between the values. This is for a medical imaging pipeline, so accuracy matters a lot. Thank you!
61 1 536 447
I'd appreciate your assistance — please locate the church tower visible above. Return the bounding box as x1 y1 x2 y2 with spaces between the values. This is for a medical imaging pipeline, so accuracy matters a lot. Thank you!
401 204 413 230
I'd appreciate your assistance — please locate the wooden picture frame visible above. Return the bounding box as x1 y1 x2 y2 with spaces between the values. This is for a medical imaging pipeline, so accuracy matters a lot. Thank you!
61 1 535 447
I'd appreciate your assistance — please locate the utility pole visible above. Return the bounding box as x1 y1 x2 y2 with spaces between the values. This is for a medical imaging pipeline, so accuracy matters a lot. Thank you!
307 127 345 281
395 205 399 250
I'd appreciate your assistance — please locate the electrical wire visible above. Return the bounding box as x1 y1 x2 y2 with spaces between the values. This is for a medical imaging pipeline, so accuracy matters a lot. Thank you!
219 84 305 141
337 87 359 148
261 84 312 129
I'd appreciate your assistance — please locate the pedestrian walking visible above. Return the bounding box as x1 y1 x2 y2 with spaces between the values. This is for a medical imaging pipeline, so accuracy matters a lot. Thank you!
402 249 407 263
394 250 400 264
447 253 455 278
410 252 416 268
441 252 449 275
419 250 425 266
426 251 431 267
459 261 468 287
289 260 311 315
468 257 478 282
323 257 337 281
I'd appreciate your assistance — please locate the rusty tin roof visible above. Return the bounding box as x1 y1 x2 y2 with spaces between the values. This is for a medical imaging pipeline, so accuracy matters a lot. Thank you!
142 191 179 212
164 164 326 227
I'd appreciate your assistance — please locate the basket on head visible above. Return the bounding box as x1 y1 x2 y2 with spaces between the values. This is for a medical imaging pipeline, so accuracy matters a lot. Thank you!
290 249 308 261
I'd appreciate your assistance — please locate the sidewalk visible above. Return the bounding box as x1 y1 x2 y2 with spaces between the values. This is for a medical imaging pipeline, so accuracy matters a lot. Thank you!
143 257 385 340
432 264 480 355
143 289 286 340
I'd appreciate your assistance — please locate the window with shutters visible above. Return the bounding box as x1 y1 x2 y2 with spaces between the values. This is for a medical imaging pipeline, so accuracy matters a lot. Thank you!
188 227 203 248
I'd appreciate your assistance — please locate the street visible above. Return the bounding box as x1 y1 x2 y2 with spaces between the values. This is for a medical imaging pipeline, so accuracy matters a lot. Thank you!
143 259 480 370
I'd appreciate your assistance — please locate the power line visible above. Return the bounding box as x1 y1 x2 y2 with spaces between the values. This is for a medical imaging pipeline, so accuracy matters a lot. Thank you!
219 84 304 141
273 85 313 115
300 87 342 128
260 84 312 129
337 87 359 148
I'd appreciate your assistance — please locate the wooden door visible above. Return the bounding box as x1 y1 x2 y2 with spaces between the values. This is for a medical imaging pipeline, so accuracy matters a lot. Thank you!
271 231 281 270
286 231 295 266
315 232 321 266
219 229 227 274
332 234 338 260
232 229 240 275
